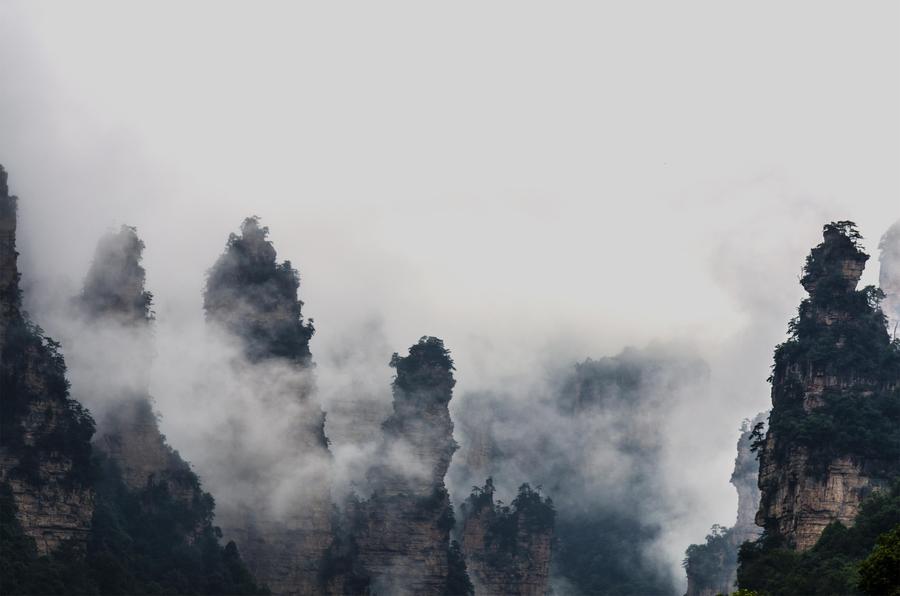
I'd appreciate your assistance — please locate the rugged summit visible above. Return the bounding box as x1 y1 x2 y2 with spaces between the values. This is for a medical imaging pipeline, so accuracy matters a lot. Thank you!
1 167 265 594
684 414 765 596
755 221 900 550
0 165 95 555
75 225 197 494
205 216 315 365
341 336 465 595
204 217 332 596
460 479 555 596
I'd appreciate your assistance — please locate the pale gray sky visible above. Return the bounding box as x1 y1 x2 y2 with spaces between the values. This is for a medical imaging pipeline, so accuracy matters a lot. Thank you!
1 1 898 582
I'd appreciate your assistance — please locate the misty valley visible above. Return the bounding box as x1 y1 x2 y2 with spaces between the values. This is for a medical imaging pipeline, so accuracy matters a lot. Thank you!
1 162 900 596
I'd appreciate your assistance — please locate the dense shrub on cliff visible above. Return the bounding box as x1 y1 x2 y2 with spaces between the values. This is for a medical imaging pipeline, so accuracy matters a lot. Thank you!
0 320 266 595
463 480 555 564
683 525 735 593
204 216 314 364
445 540 474 596
737 481 900 595
1 466 266 596
0 317 95 487
766 222 900 473
389 335 456 398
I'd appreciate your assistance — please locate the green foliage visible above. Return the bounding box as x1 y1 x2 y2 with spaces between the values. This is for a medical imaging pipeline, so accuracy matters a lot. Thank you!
554 513 671 595
683 524 736 593
765 222 900 476
800 221 867 291
389 336 456 398
204 217 314 364
738 480 900 595
0 456 268 596
767 382 900 475
0 316 95 487
858 524 900 596
445 540 474 596
463 481 555 570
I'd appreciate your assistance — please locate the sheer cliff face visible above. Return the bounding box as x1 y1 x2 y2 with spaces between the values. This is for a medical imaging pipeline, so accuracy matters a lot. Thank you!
0 165 95 554
204 217 332 596
756 222 900 551
348 337 459 596
460 481 554 596
684 415 764 596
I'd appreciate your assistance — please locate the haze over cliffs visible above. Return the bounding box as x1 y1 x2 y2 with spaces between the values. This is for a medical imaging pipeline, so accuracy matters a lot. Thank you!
3 158 899 596
0 165 265 595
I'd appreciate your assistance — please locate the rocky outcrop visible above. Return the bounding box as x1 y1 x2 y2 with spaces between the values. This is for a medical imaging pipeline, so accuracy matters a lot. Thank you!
205 217 332 596
205 216 315 366
0 164 95 555
342 336 461 596
460 479 554 596
78 225 153 324
731 415 766 547
76 225 198 497
755 222 900 550
684 415 765 596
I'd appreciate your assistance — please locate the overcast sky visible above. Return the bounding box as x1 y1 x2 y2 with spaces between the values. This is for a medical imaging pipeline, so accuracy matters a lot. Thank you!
1 1 899 576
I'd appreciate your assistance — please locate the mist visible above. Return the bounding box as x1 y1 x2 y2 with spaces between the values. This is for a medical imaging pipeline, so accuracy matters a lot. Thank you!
2 2 899 594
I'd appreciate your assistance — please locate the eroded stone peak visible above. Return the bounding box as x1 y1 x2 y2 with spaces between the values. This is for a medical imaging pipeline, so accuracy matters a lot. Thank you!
801 221 869 296
79 225 153 323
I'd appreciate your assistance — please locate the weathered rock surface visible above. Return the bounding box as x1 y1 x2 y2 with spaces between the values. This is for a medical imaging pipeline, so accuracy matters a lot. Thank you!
346 336 460 596
460 480 553 596
756 447 889 550
205 217 333 595
0 164 95 555
755 222 900 550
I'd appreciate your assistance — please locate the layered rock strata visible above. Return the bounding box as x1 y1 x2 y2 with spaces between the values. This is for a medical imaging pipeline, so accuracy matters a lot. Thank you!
756 222 900 550
348 336 460 595
0 165 95 554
